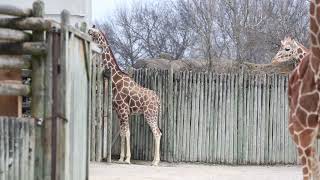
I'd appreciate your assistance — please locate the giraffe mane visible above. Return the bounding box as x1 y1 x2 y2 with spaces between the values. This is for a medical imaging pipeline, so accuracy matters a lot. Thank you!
295 40 309 52
98 28 129 75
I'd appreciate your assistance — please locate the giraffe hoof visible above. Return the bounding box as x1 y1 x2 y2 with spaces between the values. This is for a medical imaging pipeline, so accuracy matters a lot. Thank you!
151 161 159 166
124 159 131 164
118 158 124 163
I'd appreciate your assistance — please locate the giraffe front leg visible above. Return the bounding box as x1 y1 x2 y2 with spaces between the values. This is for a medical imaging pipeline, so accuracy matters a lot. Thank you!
118 134 125 162
125 130 131 164
117 112 130 164
152 134 161 166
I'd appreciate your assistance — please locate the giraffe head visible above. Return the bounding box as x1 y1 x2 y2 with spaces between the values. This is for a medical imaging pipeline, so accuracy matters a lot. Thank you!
88 25 127 75
271 37 306 64
88 25 107 50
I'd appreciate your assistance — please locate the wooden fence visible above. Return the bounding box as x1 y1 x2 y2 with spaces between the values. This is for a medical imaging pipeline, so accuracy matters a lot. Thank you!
0 117 35 180
105 69 313 165
89 52 113 162
0 1 105 179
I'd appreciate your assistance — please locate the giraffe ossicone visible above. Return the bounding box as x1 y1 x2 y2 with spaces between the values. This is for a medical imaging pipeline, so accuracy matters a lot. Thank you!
88 27 162 166
272 36 309 64
288 0 320 179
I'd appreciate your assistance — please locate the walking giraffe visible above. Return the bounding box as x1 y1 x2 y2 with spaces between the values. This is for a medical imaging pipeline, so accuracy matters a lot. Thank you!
288 0 320 179
272 37 309 64
88 26 162 166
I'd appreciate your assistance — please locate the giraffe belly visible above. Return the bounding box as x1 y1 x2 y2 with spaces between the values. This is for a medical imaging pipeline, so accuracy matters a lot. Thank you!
130 107 143 115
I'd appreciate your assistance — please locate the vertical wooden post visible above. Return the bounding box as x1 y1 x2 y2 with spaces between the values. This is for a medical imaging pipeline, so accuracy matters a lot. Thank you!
167 66 174 162
106 69 113 163
31 1 45 180
56 9 70 180
95 64 103 161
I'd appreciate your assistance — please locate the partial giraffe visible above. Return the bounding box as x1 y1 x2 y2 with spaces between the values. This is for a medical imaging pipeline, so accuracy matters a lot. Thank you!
288 0 320 179
88 26 162 166
272 37 309 64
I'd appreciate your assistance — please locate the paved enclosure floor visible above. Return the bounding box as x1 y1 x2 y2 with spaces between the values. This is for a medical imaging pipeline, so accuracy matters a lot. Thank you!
90 161 301 180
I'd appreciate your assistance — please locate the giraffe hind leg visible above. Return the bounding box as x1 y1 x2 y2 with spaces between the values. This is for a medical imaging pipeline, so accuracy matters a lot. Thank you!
145 113 162 166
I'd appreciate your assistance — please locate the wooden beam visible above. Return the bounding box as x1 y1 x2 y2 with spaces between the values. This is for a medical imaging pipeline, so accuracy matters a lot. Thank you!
0 55 31 69
0 5 32 17
106 68 113 163
0 28 31 42
31 1 45 180
0 42 46 55
0 82 30 96
0 17 51 31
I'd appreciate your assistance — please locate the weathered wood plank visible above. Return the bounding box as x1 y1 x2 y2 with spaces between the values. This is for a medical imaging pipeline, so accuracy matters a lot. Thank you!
0 82 30 96
193 73 200 161
90 57 97 161
4 117 9 180
0 5 32 17
182 71 189 161
224 74 230 163
230 73 235 164
245 73 250 163
213 73 219 162
255 75 260 164
0 117 4 180
198 72 204 161
167 68 174 162
217 75 224 163
203 73 208 162
0 28 31 42
106 69 113 163
0 42 46 55
207 72 213 163
222 74 227 163
176 72 182 161
0 55 31 69
95 64 103 161
13 119 19 180
0 17 51 31
8 118 13 180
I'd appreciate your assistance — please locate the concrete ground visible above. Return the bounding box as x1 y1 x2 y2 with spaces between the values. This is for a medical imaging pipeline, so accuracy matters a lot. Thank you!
90 160 302 180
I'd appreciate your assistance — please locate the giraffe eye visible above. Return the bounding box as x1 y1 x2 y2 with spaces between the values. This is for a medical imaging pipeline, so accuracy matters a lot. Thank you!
285 48 290 51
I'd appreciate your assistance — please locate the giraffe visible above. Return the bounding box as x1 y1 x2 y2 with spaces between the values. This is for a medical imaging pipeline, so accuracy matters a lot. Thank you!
88 26 162 166
271 37 309 64
288 0 320 179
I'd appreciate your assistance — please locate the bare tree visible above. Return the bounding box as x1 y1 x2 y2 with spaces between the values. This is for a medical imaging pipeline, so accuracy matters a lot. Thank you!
98 0 196 68
96 0 309 68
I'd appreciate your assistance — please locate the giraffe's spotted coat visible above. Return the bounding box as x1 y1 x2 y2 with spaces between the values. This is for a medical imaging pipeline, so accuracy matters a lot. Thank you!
288 1 320 179
88 27 162 166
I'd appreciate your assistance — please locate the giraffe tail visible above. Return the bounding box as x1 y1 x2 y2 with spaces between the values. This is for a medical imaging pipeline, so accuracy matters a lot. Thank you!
158 99 162 134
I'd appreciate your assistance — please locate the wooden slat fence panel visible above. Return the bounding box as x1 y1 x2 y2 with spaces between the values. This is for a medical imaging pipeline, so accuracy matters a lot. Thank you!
102 69 302 165
0 117 35 180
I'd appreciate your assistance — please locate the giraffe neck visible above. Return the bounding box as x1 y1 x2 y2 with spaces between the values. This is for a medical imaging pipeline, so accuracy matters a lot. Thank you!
295 42 309 62
310 0 320 59
98 31 127 78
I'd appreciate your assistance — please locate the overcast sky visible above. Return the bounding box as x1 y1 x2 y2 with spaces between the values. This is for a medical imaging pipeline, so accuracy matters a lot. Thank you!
92 0 120 20
92 0 151 21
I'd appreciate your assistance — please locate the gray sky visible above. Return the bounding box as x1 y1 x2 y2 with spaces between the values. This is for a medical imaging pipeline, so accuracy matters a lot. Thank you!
92 0 134 21
92 0 153 21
